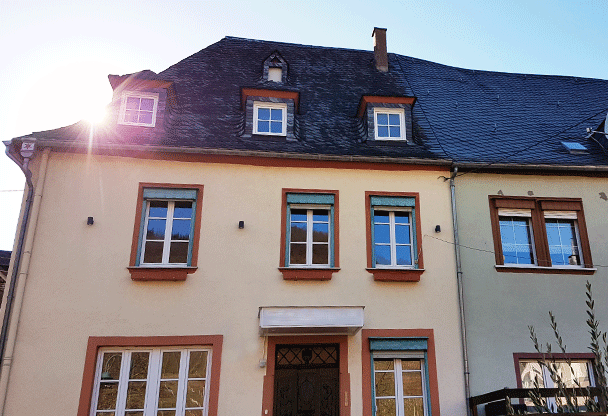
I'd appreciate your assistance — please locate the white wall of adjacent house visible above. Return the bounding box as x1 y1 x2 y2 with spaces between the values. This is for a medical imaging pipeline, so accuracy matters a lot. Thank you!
4 151 466 416
455 172 608 397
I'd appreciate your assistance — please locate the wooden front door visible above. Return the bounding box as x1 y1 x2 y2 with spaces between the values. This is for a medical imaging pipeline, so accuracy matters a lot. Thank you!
273 345 340 416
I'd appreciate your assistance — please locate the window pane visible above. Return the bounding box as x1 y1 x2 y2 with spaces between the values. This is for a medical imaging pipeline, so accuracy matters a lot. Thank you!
375 245 391 265
270 108 283 121
403 398 424 416
171 219 191 240
290 243 306 264
513 223 532 244
168 242 189 264
173 201 193 219
270 121 282 133
375 371 396 397
377 113 388 125
374 359 394 371
97 383 119 410
186 380 206 408
546 219 579 265
257 121 270 132
376 398 397 416
258 108 270 120
130 352 149 379
125 412 143 416
374 211 390 223
185 410 203 416
126 381 147 410
102 353 122 380
161 352 181 379
158 381 179 408
389 126 400 137
313 210 329 222
126 97 140 110
396 246 413 266
313 223 329 242
140 98 154 111
402 372 423 396
401 360 421 371
290 223 307 242
290 209 307 222
149 201 168 218
374 224 390 244
157 411 176 416
147 219 166 240
124 110 138 123
519 361 545 388
395 224 411 245
143 242 164 263
377 126 389 137
394 212 410 224
312 244 329 264
388 114 400 125
138 112 153 125
188 351 208 378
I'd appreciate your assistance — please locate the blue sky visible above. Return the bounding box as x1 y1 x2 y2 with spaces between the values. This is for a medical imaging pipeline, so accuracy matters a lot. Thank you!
1 0 607 250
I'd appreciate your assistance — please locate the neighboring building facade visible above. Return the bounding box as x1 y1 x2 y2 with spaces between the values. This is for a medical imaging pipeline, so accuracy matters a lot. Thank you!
1 31 468 416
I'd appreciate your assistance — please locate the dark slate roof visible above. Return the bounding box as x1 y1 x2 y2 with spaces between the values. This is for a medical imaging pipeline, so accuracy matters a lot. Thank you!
20 36 608 167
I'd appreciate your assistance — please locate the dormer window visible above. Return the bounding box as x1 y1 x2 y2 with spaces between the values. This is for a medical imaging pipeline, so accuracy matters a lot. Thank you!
263 52 288 84
357 96 415 143
268 67 282 82
254 102 287 135
119 91 159 127
374 108 405 140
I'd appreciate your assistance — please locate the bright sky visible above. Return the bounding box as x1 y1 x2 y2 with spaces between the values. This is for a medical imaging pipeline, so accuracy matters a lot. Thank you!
0 0 607 250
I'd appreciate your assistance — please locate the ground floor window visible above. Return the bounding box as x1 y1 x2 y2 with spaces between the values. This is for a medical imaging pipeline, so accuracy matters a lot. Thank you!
91 347 211 416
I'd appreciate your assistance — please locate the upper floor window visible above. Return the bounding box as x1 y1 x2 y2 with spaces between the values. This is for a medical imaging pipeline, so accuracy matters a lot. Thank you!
253 102 287 136
366 192 424 282
279 189 339 281
489 196 594 273
129 184 204 281
119 92 159 127
374 108 405 140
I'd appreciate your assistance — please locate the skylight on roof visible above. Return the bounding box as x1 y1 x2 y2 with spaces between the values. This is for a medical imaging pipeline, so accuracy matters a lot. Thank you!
561 141 588 154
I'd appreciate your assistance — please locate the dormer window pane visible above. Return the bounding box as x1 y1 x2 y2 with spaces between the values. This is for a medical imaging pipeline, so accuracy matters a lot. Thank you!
268 67 282 82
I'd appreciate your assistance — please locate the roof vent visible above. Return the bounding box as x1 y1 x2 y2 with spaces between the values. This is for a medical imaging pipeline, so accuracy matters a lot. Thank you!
561 141 588 154
372 27 388 72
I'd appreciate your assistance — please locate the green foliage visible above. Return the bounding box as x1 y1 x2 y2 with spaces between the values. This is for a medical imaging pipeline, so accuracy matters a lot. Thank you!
507 281 608 414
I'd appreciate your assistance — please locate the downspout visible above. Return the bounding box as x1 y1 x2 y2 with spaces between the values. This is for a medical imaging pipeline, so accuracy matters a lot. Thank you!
450 166 472 416
0 142 49 415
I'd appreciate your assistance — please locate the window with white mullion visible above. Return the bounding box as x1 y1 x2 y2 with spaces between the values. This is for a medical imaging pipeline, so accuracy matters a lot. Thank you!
373 358 427 416
374 209 413 268
289 206 330 267
141 200 192 266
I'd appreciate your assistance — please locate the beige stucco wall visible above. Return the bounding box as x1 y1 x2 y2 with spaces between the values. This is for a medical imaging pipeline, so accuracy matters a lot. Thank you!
4 151 466 415
455 172 608 396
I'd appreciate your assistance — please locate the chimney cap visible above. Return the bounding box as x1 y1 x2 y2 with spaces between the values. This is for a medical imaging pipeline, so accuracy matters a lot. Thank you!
372 27 387 37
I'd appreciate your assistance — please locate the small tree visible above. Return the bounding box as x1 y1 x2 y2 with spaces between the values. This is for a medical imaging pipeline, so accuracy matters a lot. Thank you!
507 281 608 414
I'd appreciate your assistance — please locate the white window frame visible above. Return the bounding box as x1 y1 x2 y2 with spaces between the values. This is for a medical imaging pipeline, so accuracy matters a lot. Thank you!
119 91 159 127
373 353 429 416
90 347 212 416
543 211 583 267
374 108 406 141
498 209 538 266
253 102 287 136
373 207 414 269
288 204 331 267
140 199 194 267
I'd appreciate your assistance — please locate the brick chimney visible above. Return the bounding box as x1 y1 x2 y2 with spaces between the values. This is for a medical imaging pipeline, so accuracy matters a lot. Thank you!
372 27 388 72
